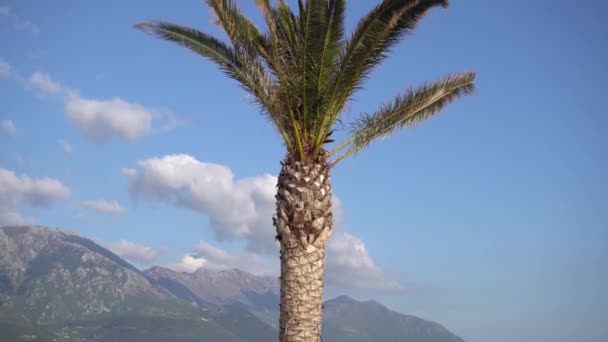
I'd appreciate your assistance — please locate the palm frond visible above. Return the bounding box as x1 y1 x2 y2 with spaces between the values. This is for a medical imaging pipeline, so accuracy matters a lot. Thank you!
316 0 345 92
205 0 269 59
135 21 241 71
311 0 345 149
330 71 476 166
274 0 302 76
271 1 308 159
298 1 346 145
134 21 294 150
255 0 277 35
318 0 449 145
299 0 322 132
137 0 476 163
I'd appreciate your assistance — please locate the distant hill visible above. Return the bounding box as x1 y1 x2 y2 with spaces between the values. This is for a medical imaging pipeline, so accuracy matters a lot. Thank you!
0 225 273 341
323 296 465 342
0 225 176 323
144 266 280 328
0 225 465 342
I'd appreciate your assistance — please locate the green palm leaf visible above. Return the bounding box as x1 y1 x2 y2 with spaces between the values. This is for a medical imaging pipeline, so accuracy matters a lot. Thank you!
206 0 269 59
136 0 475 165
330 71 476 165
134 21 293 149
134 21 242 78
318 0 449 144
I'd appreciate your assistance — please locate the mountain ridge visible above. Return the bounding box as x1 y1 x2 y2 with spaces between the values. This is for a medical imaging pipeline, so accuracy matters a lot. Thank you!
0 225 465 342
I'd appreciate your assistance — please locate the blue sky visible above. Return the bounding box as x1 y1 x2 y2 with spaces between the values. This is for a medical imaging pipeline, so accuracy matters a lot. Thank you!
1 1 606 342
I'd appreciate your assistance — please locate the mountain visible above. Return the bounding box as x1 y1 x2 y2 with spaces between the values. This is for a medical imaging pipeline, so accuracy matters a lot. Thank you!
0 225 177 323
144 266 280 327
145 267 465 342
0 225 465 342
144 266 278 307
0 225 274 342
323 296 465 342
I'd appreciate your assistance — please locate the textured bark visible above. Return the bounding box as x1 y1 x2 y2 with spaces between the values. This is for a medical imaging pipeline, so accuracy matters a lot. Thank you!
274 157 333 342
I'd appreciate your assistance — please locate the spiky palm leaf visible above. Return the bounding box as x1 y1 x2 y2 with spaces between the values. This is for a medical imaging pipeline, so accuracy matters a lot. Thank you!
135 0 475 164
317 0 450 149
330 71 476 165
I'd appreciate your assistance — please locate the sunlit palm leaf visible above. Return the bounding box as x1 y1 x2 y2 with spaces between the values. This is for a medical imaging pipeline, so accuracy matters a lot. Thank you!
137 0 474 164
206 0 269 59
134 21 293 149
330 71 476 165
319 0 449 143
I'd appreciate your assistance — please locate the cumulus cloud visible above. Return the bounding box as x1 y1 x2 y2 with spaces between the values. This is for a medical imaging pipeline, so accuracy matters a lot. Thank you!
82 200 126 215
58 139 73 153
0 168 70 225
29 71 65 95
326 233 402 291
173 240 278 275
125 153 400 290
170 234 397 290
124 154 278 253
65 93 159 143
173 254 207 273
0 169 71 207
0 211 35 226
20 71 177 143
1 119 17 135
105 240 160 264
0 57 10 77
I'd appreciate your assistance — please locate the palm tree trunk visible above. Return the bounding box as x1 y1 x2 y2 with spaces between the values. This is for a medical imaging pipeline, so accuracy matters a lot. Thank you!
274 157 333 342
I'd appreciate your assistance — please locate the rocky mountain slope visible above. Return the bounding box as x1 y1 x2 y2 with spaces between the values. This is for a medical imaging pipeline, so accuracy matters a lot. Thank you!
0 225 465 342
323 296 465 342
0 226 273 341
144 266 280 327
144 266 278 306
145 267 465 342
0 225 175 323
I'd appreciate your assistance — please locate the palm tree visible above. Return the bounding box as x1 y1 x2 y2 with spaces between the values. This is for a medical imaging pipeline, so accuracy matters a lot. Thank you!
136 1 475 341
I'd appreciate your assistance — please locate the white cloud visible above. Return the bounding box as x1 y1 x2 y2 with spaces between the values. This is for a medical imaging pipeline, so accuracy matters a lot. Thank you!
0 168 70 225
125 153 401 291
20 71 177 143
182 241 279 275
1 119 17 135
173 254 207 273
105 240 160 264
82 200 126 215
177 240 278 275
0 169 71 207
0 57 10 77
65 92 178 143
28 71 64 95
0 211 35 226
326 233 402 291
124 154 278 253
58 139 73 153
171 234 398 290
